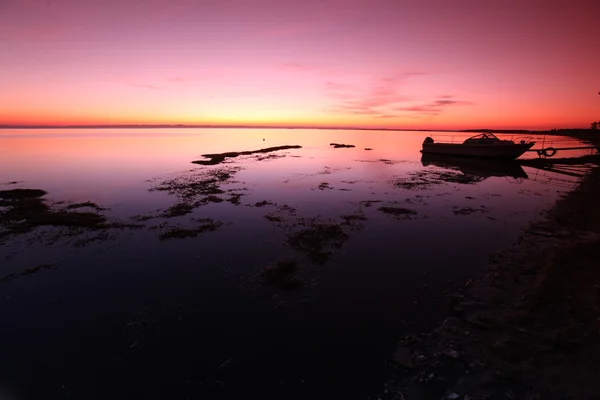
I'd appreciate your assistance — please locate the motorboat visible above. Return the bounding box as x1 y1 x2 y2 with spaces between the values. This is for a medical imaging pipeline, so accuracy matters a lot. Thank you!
421 133 535 160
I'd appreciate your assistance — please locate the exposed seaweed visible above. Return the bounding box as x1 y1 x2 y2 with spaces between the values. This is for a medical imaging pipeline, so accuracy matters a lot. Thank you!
254 200 275 207
378 206 418 218
391 170 481 190
0 188 143 246
288 223 349 264
259 259 303 290
360 200 383 208
341 214 367 223
161 203 195 218
158 218 223 240
0 189 113 239
65 201 106 211
0 262 61 283
264 214 283 223
453 206 488 215
150 167 239 199
192 145 302 165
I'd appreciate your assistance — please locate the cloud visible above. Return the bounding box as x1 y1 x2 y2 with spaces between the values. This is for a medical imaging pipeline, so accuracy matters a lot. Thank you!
373 114 400 119
396 97 472 115
324 73 422 117
325 74 472 119
131 84 160 90
278 63 313 72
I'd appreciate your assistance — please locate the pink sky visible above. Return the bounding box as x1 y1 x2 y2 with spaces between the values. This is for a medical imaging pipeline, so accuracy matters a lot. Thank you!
1 0 599 129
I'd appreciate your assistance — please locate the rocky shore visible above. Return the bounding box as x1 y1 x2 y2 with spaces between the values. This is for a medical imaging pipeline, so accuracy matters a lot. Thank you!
378 133 600 400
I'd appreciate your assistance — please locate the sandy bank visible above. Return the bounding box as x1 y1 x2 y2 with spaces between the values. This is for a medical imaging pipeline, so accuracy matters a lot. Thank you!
379 134 600 400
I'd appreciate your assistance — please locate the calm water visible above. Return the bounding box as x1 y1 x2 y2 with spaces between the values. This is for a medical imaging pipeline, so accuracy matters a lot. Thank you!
0 129 593 400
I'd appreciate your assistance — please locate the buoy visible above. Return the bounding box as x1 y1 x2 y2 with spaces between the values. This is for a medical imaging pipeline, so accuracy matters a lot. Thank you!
543 147 556 157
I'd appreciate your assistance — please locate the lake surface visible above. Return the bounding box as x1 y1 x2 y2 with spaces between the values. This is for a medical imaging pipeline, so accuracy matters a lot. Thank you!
0 129 593 400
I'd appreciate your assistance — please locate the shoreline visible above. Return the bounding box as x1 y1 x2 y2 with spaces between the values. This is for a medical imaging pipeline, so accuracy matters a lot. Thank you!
377 133 600 399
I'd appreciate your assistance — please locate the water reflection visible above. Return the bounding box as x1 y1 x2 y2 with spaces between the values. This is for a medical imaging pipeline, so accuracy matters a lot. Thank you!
421 153 528 181
0 129 589 400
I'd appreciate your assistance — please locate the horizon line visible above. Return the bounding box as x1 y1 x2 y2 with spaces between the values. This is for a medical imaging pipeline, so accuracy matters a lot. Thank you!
0 123 589 132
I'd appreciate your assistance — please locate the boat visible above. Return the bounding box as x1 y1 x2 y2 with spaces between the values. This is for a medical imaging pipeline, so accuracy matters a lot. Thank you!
421 153 528 180
421 133 535 160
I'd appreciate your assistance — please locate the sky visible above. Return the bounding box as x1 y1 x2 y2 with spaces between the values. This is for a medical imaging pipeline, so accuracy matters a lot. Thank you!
1 0 599 130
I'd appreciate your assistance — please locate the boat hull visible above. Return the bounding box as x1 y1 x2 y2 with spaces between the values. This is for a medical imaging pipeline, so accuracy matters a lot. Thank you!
421 142 534 160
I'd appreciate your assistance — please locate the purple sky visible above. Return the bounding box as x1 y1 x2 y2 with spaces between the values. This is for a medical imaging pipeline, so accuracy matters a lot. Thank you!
2 0 599 128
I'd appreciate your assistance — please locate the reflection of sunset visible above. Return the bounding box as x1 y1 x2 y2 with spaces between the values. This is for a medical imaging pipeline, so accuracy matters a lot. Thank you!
1 128 586 207
1 0 598 130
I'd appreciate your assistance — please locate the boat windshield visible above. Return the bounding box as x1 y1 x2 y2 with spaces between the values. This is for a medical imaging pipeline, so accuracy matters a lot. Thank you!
463 133 502 144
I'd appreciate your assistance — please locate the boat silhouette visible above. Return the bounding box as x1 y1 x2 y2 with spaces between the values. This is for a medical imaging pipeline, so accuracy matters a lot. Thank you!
421 133 535 160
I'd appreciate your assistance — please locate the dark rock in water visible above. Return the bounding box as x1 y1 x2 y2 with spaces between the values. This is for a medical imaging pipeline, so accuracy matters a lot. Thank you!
330 143 355 148
365 148 373 150
192 145 302 165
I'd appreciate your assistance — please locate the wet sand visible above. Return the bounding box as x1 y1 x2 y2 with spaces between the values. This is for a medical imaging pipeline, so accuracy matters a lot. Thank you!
379 133 600 399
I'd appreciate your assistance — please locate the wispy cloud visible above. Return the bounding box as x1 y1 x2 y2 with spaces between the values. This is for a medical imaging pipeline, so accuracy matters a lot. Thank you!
324 73 422 117
396 97 472 115
278 63 314 72
131 83 160 90
325 74 472 118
